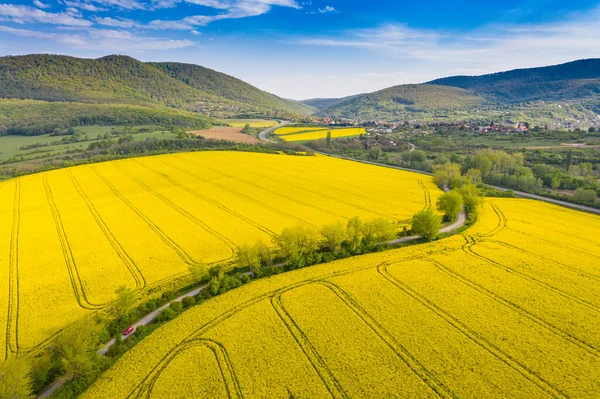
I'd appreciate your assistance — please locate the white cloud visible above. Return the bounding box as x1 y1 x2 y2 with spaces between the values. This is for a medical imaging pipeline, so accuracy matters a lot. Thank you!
61 0 107 12
93 16 141 28
33 0 51 9
292 9 600 77
86 0 145 10
0 4 91 26
149 0 300 29
0 25 195 51
317 5 334 13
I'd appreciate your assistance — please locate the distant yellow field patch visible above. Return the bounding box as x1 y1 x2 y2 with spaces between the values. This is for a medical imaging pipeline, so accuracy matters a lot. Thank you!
222 119 278 128
281 127 367 142
274 126 328 135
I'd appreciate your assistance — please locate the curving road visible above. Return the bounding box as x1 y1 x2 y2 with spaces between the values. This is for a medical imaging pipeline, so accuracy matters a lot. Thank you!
258 120 290 143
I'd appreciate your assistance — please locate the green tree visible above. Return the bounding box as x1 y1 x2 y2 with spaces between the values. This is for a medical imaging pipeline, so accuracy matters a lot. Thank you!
361 218 396 249
273 225 320 260
436 190 464 222
433 163 461 188
52 317 99 378
236 243 261 274
0 357 32 399
411 210 442 241
326 131 332 146
255 240 273 267
113 286 136 318
189 263 208 283
457 184 483 214
573 188 597 205
320 221 346 252
345 216 364 253
589 126 596 133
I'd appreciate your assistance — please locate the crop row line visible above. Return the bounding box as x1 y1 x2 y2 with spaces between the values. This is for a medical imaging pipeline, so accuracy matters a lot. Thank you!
91 166 203 267
67 170 146 291
270 286 348 399
219 152 420 220
174 155 354 222
376 262 568 399
161 158 319 229
5 181 20 359
462 237 600 314
133 159 276 236
140 339 242 399
43 176 104 310
489 239 600 283
315 281 456 398
111 162 236 262
504 225 600 260
427 258 600 357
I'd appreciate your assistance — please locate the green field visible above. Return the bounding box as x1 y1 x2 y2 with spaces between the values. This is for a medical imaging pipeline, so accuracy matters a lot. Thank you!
0 127 176 164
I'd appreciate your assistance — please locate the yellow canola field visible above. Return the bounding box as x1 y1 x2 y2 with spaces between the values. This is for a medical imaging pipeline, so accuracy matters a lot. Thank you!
84 198 600 399
273 126 328 135
277 127 367 142
0 151 437 357
222 119 279 128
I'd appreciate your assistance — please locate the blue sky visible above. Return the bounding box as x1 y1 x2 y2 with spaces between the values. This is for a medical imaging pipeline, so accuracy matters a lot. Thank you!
1 0 600 99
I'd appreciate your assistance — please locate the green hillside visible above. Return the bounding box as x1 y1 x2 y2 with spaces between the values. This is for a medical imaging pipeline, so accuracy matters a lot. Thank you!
151 62 314 115
0 54 312 135
318 84 484 120
429 59 600 102
0 98 212 136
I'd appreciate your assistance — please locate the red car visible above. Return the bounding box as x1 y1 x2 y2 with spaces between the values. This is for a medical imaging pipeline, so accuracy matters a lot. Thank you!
122 326 135 336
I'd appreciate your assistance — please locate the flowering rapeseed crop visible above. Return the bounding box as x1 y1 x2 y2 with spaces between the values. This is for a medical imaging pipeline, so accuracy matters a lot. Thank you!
83 199 600 398
0 151 434 357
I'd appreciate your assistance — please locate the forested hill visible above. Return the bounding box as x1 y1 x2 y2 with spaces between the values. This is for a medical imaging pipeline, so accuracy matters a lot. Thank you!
428 58 600 103
0 54 312 115
151 62 314 115
316 84 485 120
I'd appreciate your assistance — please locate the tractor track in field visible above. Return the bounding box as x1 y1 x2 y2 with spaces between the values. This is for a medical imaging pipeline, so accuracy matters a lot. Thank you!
111 162 238 259
131 159 276 236
5 181 20 358
206 154 410 224
140 339 242 399
43 176 104 310
175 155 355 222
161 157 320 229
67 170 146 291
91 166 208 267
220 152 427 221
271 287 349 399
427 258 600 357
376 262 568 399
313 281 456 398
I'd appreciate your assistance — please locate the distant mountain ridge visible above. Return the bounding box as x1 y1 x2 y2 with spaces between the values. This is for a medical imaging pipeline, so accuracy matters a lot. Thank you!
428 59 600 103
314 59 600 125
